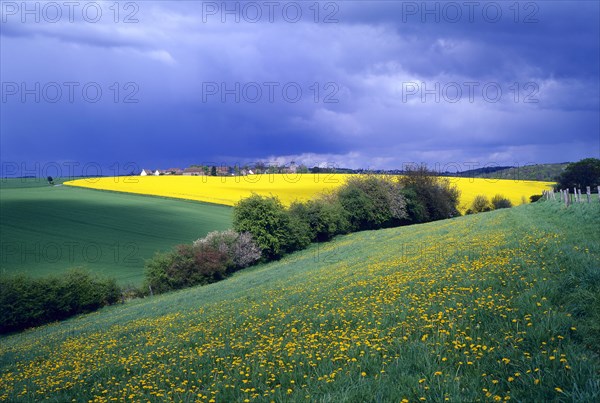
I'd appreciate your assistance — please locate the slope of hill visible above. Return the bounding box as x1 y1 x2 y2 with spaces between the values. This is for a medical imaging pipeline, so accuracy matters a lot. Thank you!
0 181 232 284
455 163 568 182
1 202 598 401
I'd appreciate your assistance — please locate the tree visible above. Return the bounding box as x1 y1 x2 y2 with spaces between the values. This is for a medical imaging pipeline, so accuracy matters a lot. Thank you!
284 211 313 253
399 165 460 220
193 230 261 270
289 195 350 242
233 194 292 259
399 187 428 224
337 175 407 231
47 176 54 185
210 166 217 176
556 158 600 191
466 195 493 214
491 194 512 209
297 164 310 174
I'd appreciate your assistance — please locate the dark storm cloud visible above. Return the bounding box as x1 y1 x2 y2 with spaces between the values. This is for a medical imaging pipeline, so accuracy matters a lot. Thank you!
1 1 598 175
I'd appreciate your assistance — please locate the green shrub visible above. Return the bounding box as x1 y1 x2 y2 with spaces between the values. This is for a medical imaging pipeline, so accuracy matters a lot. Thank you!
337 175 407 231
288 196 350 243
491 194 513 209
144 244 229 295
466 194 493 214
0 269 120 334
145 230 262 295
399 165 460 220
284 208 313 253
233 194 293 259
307 195 350 241
529 194 543 203
399 187 428 224
194 230 261 270
144 250 178 295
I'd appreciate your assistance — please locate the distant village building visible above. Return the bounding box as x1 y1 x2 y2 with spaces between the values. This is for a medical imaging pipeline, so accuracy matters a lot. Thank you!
183 167 206 176
216 166 230 176
140 169 154 176
164 168 183 175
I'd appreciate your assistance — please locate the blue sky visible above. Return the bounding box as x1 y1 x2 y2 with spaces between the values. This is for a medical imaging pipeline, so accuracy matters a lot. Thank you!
1 1 599 176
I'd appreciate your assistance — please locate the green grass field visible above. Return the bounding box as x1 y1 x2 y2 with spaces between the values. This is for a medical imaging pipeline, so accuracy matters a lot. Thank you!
1 202 598 401
0 179 232 285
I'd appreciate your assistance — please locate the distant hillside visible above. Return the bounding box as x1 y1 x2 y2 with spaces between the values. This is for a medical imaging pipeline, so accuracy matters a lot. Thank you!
453 163 568 182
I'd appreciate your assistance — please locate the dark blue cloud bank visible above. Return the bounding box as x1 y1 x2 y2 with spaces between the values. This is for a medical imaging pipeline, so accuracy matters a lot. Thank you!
1 1 598 175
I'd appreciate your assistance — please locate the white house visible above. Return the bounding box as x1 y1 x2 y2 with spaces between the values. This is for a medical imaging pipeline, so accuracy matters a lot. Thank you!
140 169 154 176
153 170 161 176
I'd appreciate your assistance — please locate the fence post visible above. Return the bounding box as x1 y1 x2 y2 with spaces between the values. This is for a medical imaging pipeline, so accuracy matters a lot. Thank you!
578 188 582 203
567 188 577 206
598 186 600 202
586 186 591 203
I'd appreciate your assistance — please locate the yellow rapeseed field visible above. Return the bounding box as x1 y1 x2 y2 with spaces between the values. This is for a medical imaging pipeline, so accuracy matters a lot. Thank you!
65 174 553 212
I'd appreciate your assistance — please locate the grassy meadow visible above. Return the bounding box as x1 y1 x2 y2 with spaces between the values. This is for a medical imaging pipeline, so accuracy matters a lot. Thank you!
65 174 554 212
1 202 598 402
0 179 232 285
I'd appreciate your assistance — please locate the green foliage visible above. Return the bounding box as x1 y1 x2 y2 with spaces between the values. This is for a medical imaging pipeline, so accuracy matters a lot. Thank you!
288 196 350 244
312 195 351 240
529 194 543 203
336 185 375 231
491 194 513 209
144 230 262 295
143 250 178 294
0 269 120 334
285 208 313 252
231 172 463 262
194 230 262 270
337 175 407 231
473 163 569 182
233 194 293 259
399 187 428 224
466 194 493 215
144 244 228 294
556 158 600 190
399 165 461 220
